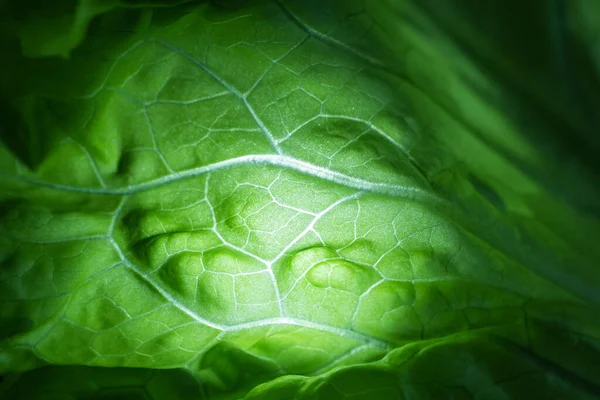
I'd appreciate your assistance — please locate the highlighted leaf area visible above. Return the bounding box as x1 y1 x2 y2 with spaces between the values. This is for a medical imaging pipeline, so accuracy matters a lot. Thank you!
0 0 599 399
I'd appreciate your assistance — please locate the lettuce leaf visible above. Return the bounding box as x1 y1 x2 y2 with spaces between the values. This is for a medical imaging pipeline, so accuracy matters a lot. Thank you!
1 0 599 398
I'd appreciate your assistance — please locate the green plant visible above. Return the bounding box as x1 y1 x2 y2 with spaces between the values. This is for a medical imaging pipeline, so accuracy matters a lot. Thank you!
1 0 599 399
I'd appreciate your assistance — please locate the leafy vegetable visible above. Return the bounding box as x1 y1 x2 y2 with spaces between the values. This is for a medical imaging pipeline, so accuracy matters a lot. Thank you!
1 0 599 398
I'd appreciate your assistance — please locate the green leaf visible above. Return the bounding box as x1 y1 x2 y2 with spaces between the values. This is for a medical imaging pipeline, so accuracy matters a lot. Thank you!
1 0 599 399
